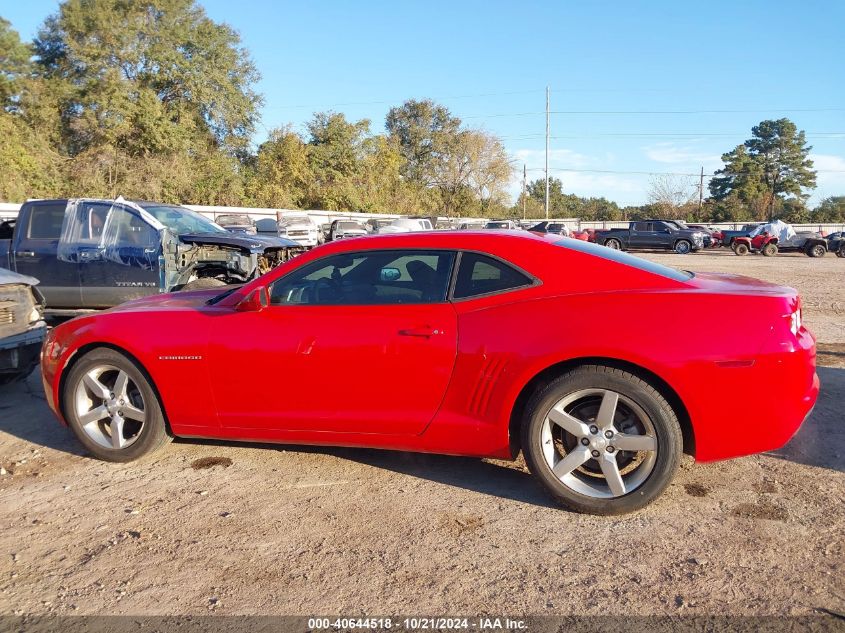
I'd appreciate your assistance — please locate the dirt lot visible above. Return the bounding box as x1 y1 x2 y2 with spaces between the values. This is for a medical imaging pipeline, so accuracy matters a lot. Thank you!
0 249 842 617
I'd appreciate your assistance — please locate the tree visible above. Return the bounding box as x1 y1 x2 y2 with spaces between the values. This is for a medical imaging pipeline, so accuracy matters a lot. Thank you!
647 174 698 219
305 112 371 210
0 18 32 110
814 196 845 223
35 0 261 154
245 127 311 209
709 118 816 219
385 99 462 186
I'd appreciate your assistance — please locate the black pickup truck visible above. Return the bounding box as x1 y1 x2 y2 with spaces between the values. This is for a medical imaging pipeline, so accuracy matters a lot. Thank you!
0 198 300 312
594 220 708 254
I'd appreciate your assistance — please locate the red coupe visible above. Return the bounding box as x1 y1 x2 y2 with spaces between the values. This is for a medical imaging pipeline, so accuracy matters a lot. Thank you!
41 231 818 514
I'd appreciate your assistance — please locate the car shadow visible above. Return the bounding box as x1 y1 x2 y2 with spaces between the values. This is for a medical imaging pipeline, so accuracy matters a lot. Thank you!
765 366 844 473
176 437 557 509
0 372 87 457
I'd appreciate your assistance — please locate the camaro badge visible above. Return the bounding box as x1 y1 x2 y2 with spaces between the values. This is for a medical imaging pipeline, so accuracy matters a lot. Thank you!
158 355 203 361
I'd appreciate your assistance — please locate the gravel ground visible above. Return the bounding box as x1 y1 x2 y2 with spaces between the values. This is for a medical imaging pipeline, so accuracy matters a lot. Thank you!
0 249 842 617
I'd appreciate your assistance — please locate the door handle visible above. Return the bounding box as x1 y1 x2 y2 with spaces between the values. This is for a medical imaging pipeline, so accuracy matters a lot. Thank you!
16 251 36 257
399 326 441 337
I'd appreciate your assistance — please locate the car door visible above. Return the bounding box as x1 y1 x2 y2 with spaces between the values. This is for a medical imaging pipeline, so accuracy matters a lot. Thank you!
13 200 82 308
208 249 458 435
628 222 652 248
75 202 161 307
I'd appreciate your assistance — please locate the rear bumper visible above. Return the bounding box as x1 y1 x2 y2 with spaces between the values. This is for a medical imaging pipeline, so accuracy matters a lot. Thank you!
692 327 819 462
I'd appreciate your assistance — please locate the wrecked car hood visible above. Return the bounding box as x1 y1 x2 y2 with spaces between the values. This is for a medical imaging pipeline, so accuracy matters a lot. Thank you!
178 232 298 253
0 268 40 287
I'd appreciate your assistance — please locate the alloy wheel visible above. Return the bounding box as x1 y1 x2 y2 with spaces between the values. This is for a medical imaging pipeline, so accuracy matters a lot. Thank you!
73 364 146 450
540 388 658 498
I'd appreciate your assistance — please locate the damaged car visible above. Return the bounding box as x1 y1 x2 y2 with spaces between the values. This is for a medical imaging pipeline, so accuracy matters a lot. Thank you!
0 198 300 312
0 268 46 384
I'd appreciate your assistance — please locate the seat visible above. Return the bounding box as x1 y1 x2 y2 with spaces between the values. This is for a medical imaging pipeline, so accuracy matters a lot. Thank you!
406 259 439 302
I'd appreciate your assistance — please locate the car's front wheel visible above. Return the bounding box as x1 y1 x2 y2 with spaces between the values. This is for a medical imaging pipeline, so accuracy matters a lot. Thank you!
63 348 171 462
521 365 682 515
674 240 692 254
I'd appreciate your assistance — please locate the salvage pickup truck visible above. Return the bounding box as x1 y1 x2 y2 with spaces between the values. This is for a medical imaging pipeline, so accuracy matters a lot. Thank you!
0 198 299 312
594 220 708 254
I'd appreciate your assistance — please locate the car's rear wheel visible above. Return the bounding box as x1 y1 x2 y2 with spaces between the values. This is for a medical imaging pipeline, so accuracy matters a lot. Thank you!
807 244 826 258
521 365 682 515
63 348 171 462
762 243 778 257
674 240 692 254
605 238 621 250
734 243 749 255
836 247 845 258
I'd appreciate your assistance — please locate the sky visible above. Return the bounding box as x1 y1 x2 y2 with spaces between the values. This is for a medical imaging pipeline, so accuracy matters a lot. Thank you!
3 0 844 206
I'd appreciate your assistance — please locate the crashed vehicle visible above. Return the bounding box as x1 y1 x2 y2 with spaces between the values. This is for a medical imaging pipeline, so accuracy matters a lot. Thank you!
0 198 299 311
278 214 323 248
214 213 257 235
732 220 828 258
0 268 46 384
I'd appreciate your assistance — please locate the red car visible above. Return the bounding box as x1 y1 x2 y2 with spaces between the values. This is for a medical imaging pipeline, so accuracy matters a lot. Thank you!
41 231 818 514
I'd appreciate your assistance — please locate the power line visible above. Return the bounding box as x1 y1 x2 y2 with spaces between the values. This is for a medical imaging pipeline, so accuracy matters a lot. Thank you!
463 107 845 119
524 167 845 177
498 132 845 140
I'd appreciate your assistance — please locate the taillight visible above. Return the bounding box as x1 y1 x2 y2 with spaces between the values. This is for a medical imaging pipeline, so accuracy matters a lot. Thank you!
789 308 802 336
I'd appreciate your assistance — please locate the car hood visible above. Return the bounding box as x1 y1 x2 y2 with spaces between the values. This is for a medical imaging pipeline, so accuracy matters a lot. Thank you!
0 267 40 287
179 232 298 252
108 286 240 313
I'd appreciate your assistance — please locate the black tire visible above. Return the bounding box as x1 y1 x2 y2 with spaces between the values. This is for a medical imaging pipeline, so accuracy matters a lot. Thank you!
734 243 749 256
182 277 227 291
836 247 845 258
807 244 826 258
674 240 692 254
762 243 778 257
605 238 621 250
521 365 683 515
62 348 171 462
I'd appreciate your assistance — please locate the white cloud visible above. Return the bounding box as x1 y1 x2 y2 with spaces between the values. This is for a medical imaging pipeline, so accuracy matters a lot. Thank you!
644 142 720 167
513 148 591 168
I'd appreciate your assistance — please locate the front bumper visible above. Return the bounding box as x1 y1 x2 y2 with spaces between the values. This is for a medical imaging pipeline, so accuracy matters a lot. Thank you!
0 323 46 379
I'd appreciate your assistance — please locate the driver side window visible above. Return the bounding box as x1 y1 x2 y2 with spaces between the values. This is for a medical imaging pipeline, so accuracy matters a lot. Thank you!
269 250 455 306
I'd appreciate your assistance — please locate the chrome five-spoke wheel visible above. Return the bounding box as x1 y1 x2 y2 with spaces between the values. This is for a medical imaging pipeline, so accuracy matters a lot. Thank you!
74 365 146 449
541 388 657 498
522 365 682 514
63 348 171 462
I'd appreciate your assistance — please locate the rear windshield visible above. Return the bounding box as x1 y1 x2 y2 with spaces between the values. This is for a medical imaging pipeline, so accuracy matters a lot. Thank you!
555 238 693 282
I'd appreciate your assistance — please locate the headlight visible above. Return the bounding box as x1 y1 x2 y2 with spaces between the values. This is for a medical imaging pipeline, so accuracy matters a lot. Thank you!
29 307 41 323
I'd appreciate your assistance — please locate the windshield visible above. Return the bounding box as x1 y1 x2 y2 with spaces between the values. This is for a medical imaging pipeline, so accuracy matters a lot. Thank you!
140 204 227 235
555 238 693 282
486 222 509 229
339 222 363 230
216 214 252 225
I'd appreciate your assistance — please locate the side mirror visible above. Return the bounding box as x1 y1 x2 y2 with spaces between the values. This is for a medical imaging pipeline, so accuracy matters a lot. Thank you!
235 287 268 312
380 267 401 282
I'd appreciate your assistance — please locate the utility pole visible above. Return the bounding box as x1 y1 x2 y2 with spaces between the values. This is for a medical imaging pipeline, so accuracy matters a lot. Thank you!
522 164 527 219
545 86 550 219
698 166 704 219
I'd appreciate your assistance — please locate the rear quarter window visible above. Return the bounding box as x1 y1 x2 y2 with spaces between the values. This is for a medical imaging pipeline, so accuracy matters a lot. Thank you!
453 252 534 299
27 203 67 239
